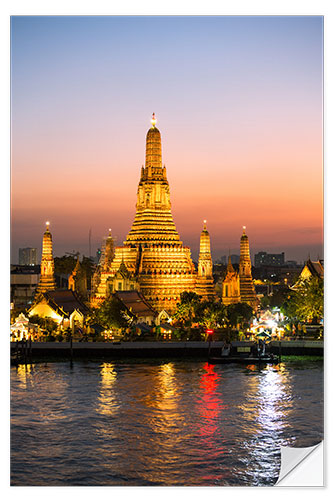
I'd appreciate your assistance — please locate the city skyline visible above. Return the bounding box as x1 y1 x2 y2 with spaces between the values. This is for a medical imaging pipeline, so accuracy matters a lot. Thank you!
11 16 323 263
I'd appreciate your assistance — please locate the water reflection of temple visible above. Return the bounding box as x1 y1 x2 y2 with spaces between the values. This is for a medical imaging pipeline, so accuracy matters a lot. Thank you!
98 363 118 417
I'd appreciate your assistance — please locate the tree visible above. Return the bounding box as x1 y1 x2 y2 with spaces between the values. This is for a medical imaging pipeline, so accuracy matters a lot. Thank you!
261 286 290 307
29 314 58 333
81 257 95 290
293 277 323 323
280 291 298 323
226 302 253 329
195 300 226 329
10 306 27 323
172 292 201 328
54 255 76 274
91 296 131 330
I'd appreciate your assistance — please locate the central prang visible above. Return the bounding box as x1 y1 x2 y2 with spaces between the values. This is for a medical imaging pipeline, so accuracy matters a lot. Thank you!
91 114 215 312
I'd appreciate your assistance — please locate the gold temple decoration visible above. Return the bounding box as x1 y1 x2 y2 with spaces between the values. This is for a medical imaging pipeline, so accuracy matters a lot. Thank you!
239 227 257 309
91 115 215 312
222 255 241 305
222 228 257 309
36 222 56 293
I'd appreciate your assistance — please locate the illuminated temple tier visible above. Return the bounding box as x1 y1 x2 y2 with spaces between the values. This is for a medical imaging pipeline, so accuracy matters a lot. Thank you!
36 223 56 293
239 227 257 309
91 115 211 313
195 221 215 299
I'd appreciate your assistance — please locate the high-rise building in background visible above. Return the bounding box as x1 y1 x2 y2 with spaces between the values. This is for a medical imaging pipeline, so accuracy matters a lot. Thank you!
19 247 37 266
216 255 227 266
11 265 40 308
254 251 285 267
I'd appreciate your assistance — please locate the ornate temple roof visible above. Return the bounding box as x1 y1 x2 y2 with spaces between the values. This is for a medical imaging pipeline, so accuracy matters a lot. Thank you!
114 291 158 318
115 260 132 279
43 290 90 317
226 255 237 277
304 259 324 279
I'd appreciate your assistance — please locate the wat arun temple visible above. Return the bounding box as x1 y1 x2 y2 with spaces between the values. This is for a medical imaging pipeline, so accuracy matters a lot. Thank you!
33 114 257 315
91 114 216 313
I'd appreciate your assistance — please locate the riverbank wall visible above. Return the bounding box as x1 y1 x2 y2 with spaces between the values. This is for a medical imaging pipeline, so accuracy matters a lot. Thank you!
10 340 323 361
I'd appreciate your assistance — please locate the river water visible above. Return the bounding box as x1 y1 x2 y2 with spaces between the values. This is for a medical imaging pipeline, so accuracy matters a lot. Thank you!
11 358 323 486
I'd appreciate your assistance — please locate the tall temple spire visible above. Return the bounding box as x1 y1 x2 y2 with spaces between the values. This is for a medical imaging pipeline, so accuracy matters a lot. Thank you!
36 222 56 293
196 220 215 298
126 114 180 243
104 229 115 269
199 220 212 265
240 226 251 276
145 113 162 173
91 115 202 312
239 226 257 309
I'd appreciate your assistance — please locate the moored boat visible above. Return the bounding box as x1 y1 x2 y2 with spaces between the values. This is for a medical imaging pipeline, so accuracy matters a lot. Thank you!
208 339 279 365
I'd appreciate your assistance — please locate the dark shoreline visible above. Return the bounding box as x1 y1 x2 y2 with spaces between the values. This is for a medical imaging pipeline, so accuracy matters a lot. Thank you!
10 340 324 362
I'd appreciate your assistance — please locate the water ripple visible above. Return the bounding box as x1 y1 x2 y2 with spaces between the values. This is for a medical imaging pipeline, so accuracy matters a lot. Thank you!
11 359 323 486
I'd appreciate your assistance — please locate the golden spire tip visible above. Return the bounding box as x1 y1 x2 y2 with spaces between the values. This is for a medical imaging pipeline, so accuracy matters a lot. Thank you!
151 112 157 127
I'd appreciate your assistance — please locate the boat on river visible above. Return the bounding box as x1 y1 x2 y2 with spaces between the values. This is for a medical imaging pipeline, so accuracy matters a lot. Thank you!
208 340 279 365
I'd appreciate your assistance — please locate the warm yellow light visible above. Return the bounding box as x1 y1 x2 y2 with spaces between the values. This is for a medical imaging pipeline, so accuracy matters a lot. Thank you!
46 221 50 226
243 225 246 230
151 112 157 127
204 219 207 224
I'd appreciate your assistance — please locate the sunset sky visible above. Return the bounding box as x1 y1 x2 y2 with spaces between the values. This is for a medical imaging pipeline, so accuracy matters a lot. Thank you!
11 16 323 263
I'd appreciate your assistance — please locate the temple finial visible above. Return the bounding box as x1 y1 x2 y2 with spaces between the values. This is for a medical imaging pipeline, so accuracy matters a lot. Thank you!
151 112 157 127
46 221 50 231
227 254 234 272
242 225 246 234
203 219 207 230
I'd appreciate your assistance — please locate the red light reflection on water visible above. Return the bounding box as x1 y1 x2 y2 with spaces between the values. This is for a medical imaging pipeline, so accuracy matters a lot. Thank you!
198 362 222 437
201 362 219 393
